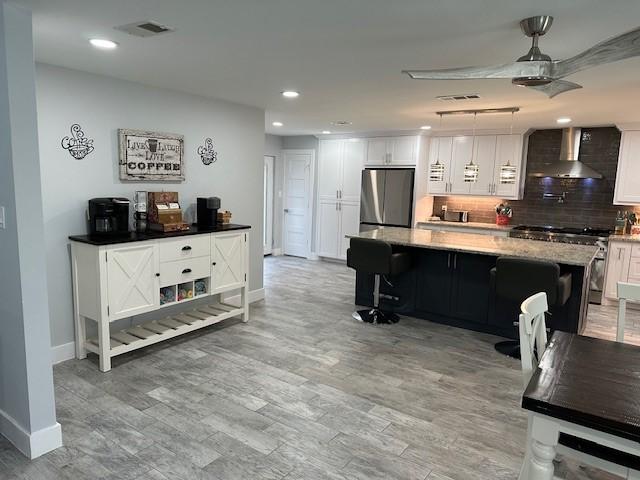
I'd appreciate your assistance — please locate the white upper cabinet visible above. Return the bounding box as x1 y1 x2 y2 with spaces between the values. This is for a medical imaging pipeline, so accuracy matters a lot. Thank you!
318 139 343 200
468 135 497 196
427 137 453 195
614 130 640 205
341 139 366 202
365 136 419 166
426 133 525 199
494 135 523 198
449 136 474 195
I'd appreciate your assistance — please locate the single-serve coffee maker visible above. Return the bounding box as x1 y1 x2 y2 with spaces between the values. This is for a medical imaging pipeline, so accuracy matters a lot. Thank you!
88 198 130 235
197 197 221 228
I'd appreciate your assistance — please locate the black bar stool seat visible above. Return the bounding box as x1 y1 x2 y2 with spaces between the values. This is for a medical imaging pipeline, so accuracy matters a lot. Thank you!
347 237 412 324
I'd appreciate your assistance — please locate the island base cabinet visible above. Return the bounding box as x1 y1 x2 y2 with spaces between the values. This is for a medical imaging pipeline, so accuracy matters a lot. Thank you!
414 250 492 325
71 230 250 372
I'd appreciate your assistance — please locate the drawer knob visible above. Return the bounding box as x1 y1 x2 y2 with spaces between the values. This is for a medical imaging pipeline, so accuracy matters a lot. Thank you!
182 268 192 274
155 273 160 277
182 246 192 251
212 262 216 266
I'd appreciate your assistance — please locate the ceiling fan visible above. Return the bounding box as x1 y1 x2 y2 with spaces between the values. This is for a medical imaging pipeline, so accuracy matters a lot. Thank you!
403 16 640 98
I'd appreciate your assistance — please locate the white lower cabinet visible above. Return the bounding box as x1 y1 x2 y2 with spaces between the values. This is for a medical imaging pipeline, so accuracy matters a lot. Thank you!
604 240 633 300
106 243 160 321
211 232 246 293
71 229 250 372
317 200 360 260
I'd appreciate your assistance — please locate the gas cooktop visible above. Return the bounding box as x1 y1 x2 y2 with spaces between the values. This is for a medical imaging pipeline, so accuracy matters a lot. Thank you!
510 225 612 245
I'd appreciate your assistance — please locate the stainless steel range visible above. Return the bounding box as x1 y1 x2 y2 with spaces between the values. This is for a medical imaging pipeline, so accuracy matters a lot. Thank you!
509 225 611 304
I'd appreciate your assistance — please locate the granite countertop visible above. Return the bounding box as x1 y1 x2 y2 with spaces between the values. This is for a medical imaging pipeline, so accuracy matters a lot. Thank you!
417 220 514 231
609 234 640 244
69 223 251 246
348 227 598 266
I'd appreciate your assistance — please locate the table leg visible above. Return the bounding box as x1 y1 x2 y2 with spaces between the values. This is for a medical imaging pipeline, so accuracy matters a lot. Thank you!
527 440 557 480
98 318 111 372
522 414 559 480
519 414 534 480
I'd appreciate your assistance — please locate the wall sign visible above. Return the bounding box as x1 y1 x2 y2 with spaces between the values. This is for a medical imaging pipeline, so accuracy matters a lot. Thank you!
61 124 94 160
118 129 184 182
197 138 217 165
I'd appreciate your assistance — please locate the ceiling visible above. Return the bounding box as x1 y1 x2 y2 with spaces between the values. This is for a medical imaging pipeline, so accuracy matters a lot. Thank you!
16 0 640 135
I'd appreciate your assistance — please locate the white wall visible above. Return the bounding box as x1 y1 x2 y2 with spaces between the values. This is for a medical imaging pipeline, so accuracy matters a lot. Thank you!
0 3 60 458
36 64 265 350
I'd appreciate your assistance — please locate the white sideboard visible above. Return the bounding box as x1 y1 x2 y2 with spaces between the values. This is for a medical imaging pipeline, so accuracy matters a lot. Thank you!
70 228 249 371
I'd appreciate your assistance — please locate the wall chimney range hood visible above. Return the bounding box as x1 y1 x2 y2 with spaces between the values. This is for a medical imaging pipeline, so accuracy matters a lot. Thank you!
529 127 603 179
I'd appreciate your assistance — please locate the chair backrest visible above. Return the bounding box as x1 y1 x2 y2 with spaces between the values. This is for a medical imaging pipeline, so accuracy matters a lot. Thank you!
347 237 392 274
616 282 640 343
519 292 550 390
495 257 560 305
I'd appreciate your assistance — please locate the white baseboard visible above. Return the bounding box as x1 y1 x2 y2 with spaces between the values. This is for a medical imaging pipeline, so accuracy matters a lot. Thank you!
272 248 283 256
51 341 76 365
308 252 319 261
0 409 62 459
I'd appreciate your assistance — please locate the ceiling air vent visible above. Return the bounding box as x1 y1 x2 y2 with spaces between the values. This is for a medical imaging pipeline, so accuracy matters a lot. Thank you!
115 21 174 38
436 94 481 101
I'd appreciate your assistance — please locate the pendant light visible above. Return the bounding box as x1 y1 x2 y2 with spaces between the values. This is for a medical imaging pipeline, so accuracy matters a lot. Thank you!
499 111 517 184
428 114 445 182
464 113 479 183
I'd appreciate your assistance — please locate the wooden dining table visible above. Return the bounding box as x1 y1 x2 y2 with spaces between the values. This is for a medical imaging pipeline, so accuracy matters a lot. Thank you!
520 331 640 480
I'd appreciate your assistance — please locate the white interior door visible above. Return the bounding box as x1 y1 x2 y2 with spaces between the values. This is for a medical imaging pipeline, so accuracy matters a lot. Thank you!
283 150 314 258
263 156 274 255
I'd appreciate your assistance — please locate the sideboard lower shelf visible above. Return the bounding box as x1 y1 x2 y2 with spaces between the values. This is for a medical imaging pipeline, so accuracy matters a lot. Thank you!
84 302 243 359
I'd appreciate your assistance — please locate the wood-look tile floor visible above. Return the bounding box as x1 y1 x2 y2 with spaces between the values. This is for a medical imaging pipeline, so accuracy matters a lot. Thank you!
1 256 632 480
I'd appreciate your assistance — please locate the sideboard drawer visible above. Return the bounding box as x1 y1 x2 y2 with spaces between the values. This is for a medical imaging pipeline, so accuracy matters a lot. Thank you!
159 235 210 263
159 256 211 286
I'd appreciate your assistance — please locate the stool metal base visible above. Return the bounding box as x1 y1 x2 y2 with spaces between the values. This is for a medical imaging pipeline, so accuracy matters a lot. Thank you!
352 309 399 325
494 340 521 359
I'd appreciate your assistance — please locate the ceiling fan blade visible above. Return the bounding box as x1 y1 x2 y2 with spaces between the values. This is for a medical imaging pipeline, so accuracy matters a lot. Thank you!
529 80 583 98
403 61 550 80
553 26 640 78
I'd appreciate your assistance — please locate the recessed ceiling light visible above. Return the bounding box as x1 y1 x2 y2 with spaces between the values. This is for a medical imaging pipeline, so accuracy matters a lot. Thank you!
272 121 283 127
89 38 119 50
557 117 572 124
420 125 432 130
322 130 332 134
282 91 299 98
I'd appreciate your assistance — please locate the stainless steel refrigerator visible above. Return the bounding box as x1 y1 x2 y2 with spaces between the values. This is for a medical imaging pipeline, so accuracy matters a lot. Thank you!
360 168 414 230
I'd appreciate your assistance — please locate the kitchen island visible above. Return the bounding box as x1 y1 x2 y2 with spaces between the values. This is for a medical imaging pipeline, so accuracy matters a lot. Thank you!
348 227 597 338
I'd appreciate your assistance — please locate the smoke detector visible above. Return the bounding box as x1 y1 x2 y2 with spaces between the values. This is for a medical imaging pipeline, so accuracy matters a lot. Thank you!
115 21 174 38
436 94 481 101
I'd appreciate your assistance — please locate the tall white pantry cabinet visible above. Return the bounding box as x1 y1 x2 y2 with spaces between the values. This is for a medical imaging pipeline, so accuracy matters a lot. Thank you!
317 139 366 260
70 228 249 371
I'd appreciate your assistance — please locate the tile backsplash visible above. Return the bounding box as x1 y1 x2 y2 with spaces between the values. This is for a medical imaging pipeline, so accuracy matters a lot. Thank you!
432 127 640 229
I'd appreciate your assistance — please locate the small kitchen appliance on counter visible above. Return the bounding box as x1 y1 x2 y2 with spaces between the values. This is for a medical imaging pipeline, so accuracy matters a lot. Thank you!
88 198 130 236
443 210 469 223
147 191 189 232
197 197 221 228
134 190 147 232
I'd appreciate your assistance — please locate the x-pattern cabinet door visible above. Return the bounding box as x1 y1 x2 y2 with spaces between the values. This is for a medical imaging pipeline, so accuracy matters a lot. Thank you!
106 243 159 321
212 233 246 294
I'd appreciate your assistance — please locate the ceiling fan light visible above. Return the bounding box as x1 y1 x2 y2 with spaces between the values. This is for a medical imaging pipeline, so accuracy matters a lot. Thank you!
512 76 554 87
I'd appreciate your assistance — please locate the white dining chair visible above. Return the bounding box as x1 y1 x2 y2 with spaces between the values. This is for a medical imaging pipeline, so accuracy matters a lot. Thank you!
616 282 640 343
518 292 640 480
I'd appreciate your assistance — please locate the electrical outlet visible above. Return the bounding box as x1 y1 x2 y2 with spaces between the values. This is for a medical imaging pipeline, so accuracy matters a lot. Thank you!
0 206 5 229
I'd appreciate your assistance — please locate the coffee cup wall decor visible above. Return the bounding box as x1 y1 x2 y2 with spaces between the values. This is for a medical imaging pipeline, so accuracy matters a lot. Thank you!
61 124 94 160
197 138 218 165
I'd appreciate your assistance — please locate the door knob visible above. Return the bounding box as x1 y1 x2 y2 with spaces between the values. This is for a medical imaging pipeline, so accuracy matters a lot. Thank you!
284 209 289 213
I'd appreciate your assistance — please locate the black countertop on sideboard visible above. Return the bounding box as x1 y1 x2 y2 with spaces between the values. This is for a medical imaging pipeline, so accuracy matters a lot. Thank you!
69 224 251 246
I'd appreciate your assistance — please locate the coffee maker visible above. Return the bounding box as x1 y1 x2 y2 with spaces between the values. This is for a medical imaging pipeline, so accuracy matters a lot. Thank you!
88 198 130 235
197 197 221 228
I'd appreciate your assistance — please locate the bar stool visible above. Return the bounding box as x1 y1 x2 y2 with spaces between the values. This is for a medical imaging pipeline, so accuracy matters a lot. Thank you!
347 237 412 324
490 257 572 358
